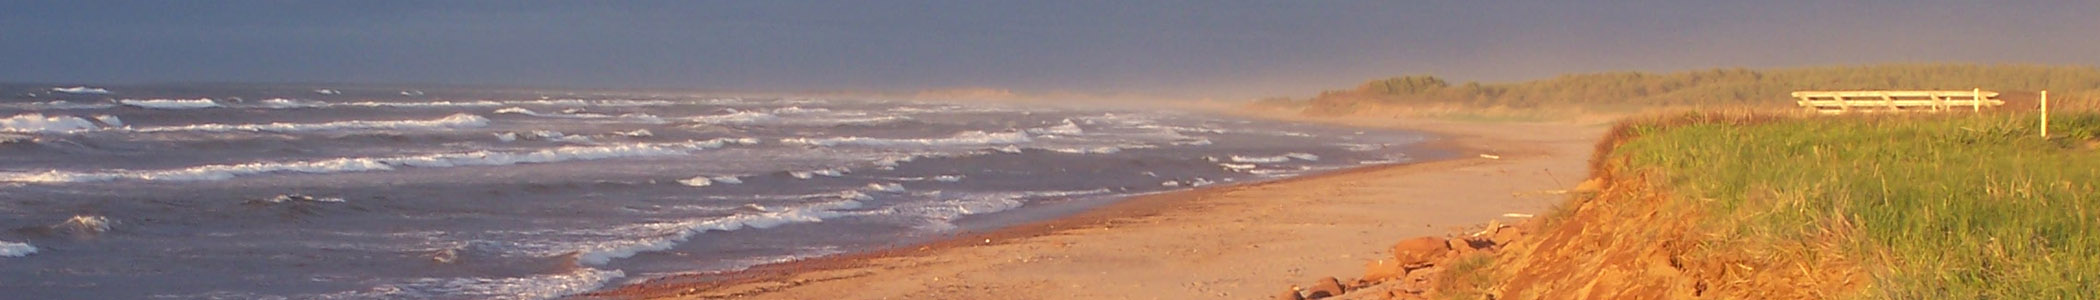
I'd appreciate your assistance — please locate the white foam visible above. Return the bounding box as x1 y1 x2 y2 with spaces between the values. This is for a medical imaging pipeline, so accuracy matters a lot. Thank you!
1161 181 1181 187
336 267 624 300
494 132 518 142
1 113 102 133
344 100 506 108
511 131 593 144
615 129 653 137
865 183 906 193
686 111 779 124
314 89 341 95
256 98 327 109
710 176 743 184
258 194 346 203
0 138 751 183
55 215 114 234
119 98 220 109
788 168 848 179
1358 159 1407 165
1174 139 1214 146
340 99 677 108
677 177 713 187
1025 119 1085 135
1042 146 1122 154
1187 177 1217 187
933 175 963 182
1248 169 1295 175
1230 153 1320 163
0 241 34 257
92 115 123 127
872 155 917 168
51 86 111 94
1136 124 1230 134
893 191 1091 230
1219 163 1258 170
132 113 490 134
772 106 831 114
494 107 665 124
1274 131 1316 137
10 101 115 110
793 116 910 126
1229 155 1290 163
575 200 864 265
781 131 1030 147
1338 143 1383 151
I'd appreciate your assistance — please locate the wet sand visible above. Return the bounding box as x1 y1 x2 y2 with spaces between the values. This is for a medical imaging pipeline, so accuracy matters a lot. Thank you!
582 110 1608 299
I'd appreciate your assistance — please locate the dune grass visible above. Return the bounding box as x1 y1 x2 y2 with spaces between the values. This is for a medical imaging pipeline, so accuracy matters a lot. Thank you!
1612 112 2100 298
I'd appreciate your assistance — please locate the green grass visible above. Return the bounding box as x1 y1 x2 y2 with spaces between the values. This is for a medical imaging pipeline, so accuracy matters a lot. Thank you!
1611 112 2100 298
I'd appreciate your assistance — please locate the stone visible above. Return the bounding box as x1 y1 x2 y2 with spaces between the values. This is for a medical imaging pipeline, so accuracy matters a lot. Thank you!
1306 276 1347 299
1363 259 1406 282
1448 238 1478 254
1489 225 1525 246
1390 237 1450 267
1275 288 1305 300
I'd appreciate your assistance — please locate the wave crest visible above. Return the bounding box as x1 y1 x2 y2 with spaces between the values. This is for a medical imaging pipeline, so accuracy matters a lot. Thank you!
133 114 489 133
0 138 755 183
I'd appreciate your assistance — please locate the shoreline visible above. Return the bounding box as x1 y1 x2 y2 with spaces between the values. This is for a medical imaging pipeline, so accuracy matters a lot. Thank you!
582 108 1607 299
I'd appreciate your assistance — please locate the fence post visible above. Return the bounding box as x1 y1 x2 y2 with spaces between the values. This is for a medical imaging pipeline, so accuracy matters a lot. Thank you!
2041 90 2050 137
1973 88 1983 111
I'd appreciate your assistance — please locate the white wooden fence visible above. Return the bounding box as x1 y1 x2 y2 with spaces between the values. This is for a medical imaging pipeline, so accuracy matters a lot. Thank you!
1792 89 2003 114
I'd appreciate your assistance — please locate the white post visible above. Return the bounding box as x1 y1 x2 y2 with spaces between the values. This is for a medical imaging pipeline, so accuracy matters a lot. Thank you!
2041 90 2050 137
1973 88 1983 111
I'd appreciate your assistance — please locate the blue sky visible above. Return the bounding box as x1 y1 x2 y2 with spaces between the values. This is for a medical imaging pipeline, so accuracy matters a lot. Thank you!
3 1 2095 98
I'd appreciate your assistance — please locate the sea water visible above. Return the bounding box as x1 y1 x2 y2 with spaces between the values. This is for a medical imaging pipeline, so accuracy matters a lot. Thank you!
0 85 1440 299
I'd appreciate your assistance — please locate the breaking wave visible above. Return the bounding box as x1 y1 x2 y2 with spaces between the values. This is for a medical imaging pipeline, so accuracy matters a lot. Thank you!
0 241 33 257
329 267 624 300
685 111 779 124
51 86 112 94
781 131 1031 147
334 99 679 109
788 168 849 179
119 99 220 109
2 113 106 133
132 114 489 134
0 138 756 183
495 130 594 144
255 98 328 109
1228 153 1321 163
573 199 866 266
1024 119 1084 135
493 107 666 124
4 101 117 110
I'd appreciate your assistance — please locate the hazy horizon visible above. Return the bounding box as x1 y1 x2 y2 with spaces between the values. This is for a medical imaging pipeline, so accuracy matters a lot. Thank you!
4 1 2097 99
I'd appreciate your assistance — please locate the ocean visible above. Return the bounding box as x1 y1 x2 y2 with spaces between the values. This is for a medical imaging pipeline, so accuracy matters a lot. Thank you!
0 85 1439 299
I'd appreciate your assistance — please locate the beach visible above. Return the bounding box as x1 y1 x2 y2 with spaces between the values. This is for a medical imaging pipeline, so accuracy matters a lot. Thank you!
586 111 1609 299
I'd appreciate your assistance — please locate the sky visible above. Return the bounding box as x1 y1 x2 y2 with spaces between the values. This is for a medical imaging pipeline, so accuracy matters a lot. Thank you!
2 1 2096 99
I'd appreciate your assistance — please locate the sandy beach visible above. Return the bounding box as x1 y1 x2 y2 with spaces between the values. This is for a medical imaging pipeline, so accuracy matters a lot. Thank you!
584 111 1608 299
